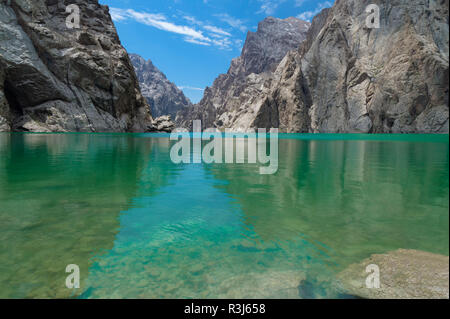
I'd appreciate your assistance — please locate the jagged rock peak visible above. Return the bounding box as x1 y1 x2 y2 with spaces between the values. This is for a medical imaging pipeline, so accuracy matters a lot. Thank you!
129 53 192 119
256 16 310 36
175 16 311 130
129 54 161 82
237 16 311 76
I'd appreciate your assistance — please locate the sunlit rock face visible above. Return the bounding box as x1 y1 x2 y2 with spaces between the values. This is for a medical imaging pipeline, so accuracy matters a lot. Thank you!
0 0 152 132
236 17 311 77
177 0 449 133
175 17 311 131
130 53 192 120
268 0 449 133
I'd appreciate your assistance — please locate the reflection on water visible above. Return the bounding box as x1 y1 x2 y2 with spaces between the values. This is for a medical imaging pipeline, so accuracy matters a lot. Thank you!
210 139 449 262
0 133 448 298
0 134 174 298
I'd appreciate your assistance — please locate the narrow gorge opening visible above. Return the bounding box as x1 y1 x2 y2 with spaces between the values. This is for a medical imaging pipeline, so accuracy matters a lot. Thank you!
3 80 24 131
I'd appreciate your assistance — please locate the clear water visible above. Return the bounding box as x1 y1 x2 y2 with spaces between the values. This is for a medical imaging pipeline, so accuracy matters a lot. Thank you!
0 133 448 299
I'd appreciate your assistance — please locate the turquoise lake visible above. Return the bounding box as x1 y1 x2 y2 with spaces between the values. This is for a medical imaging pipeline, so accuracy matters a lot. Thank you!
0 133 448 298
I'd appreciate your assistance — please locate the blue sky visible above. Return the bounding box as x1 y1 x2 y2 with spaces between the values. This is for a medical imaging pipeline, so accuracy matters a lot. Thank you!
100 0 334 103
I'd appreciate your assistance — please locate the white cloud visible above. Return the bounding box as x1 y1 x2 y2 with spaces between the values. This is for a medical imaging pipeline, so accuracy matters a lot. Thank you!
124 9 210 42
183 15 232 37
183 15 203 26
110 7 129 22
294 0 307 7
110 8 246 51
178 86 205 91
214 13 247 33
297 1 333 21
257 0 287 15
183 38 211 46
110 8 238 49
203 25 231 37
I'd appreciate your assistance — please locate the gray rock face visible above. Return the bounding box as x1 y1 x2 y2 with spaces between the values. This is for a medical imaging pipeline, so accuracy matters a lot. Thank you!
178 0 449 133
130 53 191 119
0 0 152 132
176 17 311 130
267 0 449 133
336 249 449 299
236 17 311 77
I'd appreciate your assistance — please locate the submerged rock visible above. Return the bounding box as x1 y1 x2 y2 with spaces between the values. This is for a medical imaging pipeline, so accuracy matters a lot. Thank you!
214 270 306 299
298 278 328 299
336 249 449 299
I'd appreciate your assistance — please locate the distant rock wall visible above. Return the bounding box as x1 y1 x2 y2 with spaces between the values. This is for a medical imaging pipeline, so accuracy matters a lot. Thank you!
130 53 191 120
176 17 311 131
177 0 449 133
0 0 153 132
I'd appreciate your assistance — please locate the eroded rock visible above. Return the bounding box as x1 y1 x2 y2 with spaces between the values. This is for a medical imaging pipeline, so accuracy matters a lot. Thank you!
151 115 175 133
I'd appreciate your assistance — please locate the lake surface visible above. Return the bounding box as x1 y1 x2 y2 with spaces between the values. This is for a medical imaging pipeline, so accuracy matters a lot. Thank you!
0 133 448 298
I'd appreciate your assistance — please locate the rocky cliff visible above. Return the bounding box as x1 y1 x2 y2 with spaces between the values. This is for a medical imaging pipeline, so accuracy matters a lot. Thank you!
176 17 311 130
0 0 152 132
178 0 449 133
268 0 449 133
130 53 191 120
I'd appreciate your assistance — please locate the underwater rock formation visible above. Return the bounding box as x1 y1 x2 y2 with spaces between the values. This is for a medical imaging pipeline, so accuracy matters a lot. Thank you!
337 249 449 299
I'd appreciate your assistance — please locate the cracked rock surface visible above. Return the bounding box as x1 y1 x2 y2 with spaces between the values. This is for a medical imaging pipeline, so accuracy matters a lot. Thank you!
177 0 449 133
0 0 153 132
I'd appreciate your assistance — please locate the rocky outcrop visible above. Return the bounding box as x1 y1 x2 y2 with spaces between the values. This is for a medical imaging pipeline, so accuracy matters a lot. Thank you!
0 0 153 132
130 53 191 120
176 17 311 131
178 0 449 133
336 249 449 299
150 115 175 133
